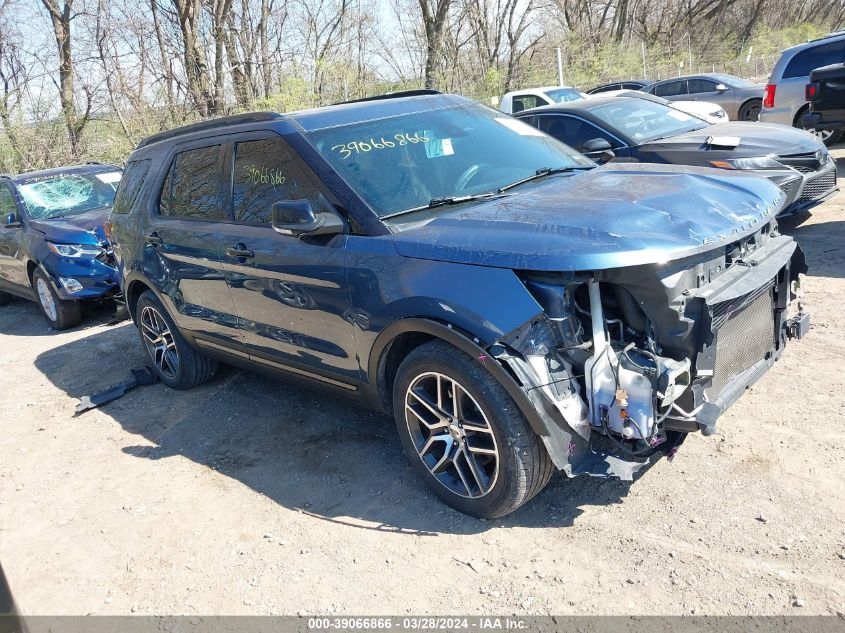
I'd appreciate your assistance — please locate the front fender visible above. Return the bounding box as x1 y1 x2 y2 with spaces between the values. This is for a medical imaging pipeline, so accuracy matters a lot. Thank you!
367 317 549 439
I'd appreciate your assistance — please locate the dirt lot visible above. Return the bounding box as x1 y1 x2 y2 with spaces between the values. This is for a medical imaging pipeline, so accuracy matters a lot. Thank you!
1 151 844 617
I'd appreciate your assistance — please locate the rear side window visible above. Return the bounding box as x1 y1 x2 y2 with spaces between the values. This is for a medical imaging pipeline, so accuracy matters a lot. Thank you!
232 137 330 225
512 95 544 113
159 145 223 220
111 160 149 214
590 84 620 93
784 41 845 79
653 80 686 97
687 79 719 93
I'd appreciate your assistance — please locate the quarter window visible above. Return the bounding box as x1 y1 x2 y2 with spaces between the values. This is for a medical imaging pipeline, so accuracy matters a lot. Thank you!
0 185 16 217
112 160 150 214
159 145 223 220
232 137 329 225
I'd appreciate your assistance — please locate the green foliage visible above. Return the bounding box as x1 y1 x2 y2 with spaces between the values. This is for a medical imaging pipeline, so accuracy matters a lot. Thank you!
254 77 317 113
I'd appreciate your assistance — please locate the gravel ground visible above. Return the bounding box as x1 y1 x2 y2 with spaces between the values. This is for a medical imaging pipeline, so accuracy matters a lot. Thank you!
1 150 844 617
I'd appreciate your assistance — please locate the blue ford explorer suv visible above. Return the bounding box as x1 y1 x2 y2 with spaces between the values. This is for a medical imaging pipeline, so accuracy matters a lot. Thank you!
0 164 123 328
109 91 809 518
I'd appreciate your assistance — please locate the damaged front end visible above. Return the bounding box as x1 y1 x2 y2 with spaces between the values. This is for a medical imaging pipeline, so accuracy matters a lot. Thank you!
490 220 809 480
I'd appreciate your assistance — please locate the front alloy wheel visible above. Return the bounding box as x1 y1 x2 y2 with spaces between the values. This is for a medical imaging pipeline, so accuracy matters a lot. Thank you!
405 371 499 498
393 340 554 518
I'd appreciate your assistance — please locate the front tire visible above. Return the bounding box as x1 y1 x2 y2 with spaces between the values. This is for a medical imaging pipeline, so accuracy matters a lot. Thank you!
135 290 217 389
392 340 554 518
32 268 81 330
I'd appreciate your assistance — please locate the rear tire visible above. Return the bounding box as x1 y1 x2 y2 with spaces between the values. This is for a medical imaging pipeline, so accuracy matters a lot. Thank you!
392 340 554 518
135 290 217 389
738 99 762 122
796 107 844 147
32 268 81 330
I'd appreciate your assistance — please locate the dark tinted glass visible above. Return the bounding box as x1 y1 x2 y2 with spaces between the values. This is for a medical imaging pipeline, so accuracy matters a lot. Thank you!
535 115 619 150
653 80 686 96
0 185 16 216
112 160 150 214
306 102 592 217
159 146 222 220
687 79 719 93
232 138 328 225
784 41 845 78
589 84 620 93
512 95 542 112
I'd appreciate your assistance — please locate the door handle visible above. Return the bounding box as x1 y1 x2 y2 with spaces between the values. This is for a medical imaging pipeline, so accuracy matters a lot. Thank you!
226 244 254 259
144 232 162 246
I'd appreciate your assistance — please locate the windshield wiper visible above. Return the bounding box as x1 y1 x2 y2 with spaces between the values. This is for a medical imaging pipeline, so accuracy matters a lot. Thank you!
381 191 504 220
496 166 592 192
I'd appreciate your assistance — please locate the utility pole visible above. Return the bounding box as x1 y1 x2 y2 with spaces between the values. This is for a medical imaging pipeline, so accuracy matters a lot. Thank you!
641 41 647 79
688 33 693 73
556 47 564 86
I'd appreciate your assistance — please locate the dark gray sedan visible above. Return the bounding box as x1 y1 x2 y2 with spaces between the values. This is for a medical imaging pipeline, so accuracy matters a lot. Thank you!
517 96 838 217
644 73 765 121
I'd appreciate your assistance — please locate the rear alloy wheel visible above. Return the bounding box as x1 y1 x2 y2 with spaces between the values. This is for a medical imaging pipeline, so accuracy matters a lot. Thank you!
393 340 554 518
135 290 216 389
32 268 81 330
738 99 762 121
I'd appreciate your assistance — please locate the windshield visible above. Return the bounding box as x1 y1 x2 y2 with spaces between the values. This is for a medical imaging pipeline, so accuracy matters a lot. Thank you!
544 88 585 103
588 99 709 143
18 171 122 219
306 102 593 217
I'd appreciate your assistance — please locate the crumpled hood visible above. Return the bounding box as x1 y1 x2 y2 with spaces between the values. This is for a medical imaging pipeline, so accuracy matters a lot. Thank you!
27 207 110 245
390 163 785 271
638 121 821 156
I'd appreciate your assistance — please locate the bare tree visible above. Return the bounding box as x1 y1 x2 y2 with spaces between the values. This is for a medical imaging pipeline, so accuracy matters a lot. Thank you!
40 0 90 155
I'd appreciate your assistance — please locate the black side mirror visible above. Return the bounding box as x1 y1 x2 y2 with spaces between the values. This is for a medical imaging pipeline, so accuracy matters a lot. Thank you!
271 200 343 238
580 138 616 163
2 212 21 228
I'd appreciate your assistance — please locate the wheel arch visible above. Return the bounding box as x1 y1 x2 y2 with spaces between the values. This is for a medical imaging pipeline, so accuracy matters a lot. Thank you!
124 274 158 323
739 96 762 118
792 103 810 127
367 317 548 437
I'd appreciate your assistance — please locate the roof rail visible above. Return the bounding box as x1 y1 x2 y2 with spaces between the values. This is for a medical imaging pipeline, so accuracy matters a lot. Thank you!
136 111 285 150
334 89 441 106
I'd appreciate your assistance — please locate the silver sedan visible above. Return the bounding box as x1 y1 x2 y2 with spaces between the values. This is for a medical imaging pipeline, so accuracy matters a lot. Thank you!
644 73 766 121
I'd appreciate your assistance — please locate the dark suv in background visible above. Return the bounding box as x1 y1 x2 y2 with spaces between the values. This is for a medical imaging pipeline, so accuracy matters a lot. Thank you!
109 92 808 518
0 163 123 328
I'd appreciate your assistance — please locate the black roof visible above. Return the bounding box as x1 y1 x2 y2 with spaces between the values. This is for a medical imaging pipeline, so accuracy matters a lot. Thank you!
136 90 444 150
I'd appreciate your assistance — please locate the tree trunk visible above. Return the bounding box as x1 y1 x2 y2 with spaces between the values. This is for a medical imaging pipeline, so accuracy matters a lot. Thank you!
41 0 86 156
